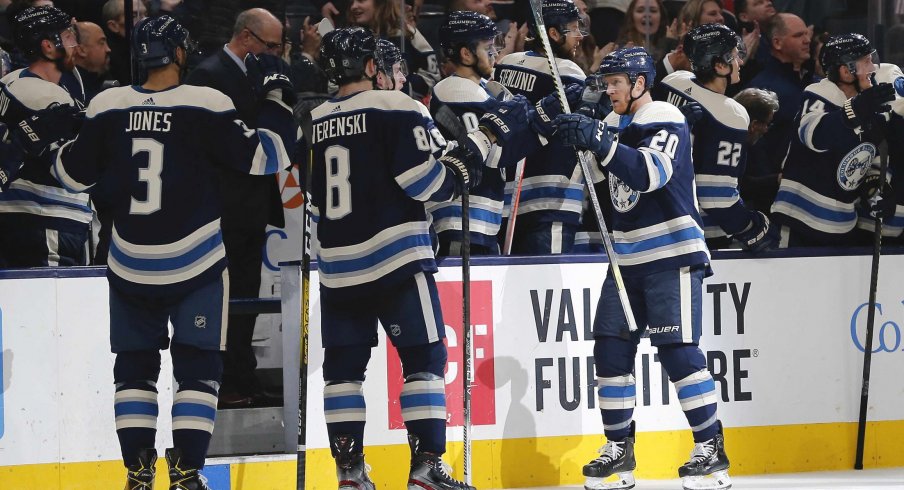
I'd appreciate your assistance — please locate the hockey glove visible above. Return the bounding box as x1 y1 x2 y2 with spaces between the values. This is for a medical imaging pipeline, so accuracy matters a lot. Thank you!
479 95 531 147
858 171 895 219
574 85 612 120
553 113 616 159
0 123 24 192
245 53 297 106
530 83 583 137
843 82 895 129
440 142 483 196
679 101 704 129
10 103 83 158
731 211 779 253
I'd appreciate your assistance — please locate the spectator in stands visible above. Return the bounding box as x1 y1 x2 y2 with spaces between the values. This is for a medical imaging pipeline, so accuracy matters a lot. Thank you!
746 12 813 186
347 0 440 101
447 0 493 16
734 87 780 215
73 21 110 100
586 0 627 47
733 0 773 66
185 7 291 408
101 0 146 86
616 0 673 61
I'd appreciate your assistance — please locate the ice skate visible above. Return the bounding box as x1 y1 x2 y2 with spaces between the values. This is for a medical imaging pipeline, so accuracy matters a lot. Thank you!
679 423 731 490
407 435 476 490
124 448 157 490
332 435 376 490
582 423 636 490
165 448 211 490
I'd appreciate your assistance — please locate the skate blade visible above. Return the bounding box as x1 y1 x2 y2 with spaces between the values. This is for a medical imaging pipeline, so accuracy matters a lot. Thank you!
584 471 636 490
682 470 731 490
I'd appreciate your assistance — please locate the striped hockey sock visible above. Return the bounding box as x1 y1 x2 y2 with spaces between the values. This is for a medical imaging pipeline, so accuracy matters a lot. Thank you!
674 369 720 442
597 374 637 441
171 380 219 470
324 381 367 454
115 381 159 468
400 374 446 454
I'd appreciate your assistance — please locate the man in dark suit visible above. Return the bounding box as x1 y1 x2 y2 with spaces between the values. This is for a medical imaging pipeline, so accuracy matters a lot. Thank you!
185 7 287 408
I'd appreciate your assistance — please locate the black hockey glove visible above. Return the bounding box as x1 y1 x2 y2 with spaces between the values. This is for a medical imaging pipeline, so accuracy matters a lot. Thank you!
858 172 895 219
10 103 83 158
479 95 531 147
530 83 583 137
574 85 612 120
440 142 483 197
860 113 890 145
844 82 895 129
0 123 24 192
731 211 779 253
554 113 617 159
679 101 704 129
245 53 297 106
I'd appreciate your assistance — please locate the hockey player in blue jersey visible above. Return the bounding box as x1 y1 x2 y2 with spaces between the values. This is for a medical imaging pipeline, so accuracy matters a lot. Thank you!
311 27 529 490
553 47 731 490
0 6 89 268
17 16 294 490
493 0 589 254
771 33 896 246
659 23 779 252
429 10 545 256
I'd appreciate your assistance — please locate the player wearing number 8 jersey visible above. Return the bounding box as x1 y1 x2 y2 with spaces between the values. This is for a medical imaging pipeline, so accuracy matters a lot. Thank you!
41 15 294 490
553 47 731 490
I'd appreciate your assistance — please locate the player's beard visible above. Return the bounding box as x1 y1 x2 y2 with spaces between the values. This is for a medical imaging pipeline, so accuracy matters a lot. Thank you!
54 49 75 73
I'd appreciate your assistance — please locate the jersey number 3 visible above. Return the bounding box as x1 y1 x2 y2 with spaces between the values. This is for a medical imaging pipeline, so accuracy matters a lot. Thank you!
130 138 164 215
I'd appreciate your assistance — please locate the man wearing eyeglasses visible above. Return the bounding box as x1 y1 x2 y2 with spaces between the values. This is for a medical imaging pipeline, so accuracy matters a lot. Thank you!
186 7 293 409
0 6 88 268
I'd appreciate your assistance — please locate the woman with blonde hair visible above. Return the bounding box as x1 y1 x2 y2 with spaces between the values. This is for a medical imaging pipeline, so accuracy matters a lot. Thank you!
347 0 441 101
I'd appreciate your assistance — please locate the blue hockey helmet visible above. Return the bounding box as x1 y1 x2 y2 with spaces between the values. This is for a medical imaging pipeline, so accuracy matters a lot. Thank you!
683 23 739 75
820 33 877 82
12 6 75 60
530 0 587 38
132 15 196 70
375 38 407 77
439 10 500 61
319 27 378 85
596 46 657 90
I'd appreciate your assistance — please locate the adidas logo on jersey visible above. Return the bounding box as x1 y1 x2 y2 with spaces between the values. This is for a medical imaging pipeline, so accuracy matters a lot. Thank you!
684 86 692 95
141 97 155 106
330 105 341 113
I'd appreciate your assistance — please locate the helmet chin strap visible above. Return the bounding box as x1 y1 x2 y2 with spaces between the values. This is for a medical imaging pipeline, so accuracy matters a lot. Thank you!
624 77 646 114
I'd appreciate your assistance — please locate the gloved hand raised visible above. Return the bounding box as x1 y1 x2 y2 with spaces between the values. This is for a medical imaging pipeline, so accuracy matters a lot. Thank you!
440 142 483 197
479 95 531 146
245 53 297 106
679 101 704 128
844 82 895 129
530 83 583 137
731 211 780 253
553 113 617 159
10 103 83 158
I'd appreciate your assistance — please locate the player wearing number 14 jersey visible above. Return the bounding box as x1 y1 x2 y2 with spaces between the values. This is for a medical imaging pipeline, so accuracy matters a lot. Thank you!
40 16 294 490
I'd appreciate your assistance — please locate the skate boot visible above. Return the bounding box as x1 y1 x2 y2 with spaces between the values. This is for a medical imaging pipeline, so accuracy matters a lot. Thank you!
407 435 476 490
165 448 211 490
332 435 376 490
678 423 731 490
583 422 636 490
124 448 157 490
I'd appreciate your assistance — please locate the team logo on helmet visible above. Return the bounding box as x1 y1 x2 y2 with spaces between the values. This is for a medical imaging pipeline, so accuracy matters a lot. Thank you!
836 142 876 191
609 174 640 212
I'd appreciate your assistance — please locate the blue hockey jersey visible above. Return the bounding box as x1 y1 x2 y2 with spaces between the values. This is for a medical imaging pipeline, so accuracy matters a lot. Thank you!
771 78 871 242
309 90 460 300
427 75 541 249
659 70 755 239
493 52 587 226
600 101 710 276
53 84 292 296
0 68 90 233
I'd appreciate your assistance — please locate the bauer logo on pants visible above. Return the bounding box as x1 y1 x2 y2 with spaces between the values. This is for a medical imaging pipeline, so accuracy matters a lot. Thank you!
386 280 497 428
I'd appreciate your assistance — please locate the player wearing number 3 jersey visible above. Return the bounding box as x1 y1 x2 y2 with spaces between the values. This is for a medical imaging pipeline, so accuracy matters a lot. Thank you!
44 16 294 490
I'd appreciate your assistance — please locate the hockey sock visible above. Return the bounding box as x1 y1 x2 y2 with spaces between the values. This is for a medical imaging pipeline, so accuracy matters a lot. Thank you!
397 342 447 455
400 372 446 454
171 343 222 469
324 380 367 455
594 337 638 441
658 344 720 442
113 350 161 468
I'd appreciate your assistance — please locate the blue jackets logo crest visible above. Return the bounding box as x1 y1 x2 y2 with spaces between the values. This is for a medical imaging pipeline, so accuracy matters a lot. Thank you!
837 142 876 191
609 174 640 212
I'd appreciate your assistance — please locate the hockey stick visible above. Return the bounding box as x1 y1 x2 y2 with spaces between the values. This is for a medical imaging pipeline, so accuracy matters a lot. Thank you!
296 110 315 489
433 104 474 484
854 142 889 470
526 0 637 331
